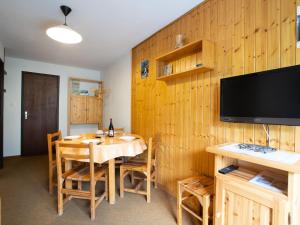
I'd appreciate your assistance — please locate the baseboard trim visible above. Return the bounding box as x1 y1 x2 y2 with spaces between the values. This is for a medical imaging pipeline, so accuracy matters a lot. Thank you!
157 183 176 198
4 155 21 160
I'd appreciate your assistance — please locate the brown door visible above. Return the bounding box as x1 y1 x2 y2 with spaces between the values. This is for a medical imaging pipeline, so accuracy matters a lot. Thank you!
21 72 59 156
0 59 4 168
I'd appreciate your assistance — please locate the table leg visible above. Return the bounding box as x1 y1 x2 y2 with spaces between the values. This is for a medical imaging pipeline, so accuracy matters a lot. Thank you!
108 159 115 204
65 160 72 189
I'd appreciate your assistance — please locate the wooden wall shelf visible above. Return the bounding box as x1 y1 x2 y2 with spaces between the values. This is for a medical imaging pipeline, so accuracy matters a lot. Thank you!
156 39 214 81
156 66 213 81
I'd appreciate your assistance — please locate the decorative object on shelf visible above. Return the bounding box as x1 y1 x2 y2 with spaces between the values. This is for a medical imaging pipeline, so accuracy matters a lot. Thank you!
46 5 82 44
141 59 149 79
92 88 100 97
163 64 173 76
72 81 80 94
79 90 89 96
175 34 185 49
195 63 203 68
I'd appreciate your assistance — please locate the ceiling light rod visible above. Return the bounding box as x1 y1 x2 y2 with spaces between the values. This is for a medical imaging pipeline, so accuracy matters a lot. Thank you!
60 5 72 25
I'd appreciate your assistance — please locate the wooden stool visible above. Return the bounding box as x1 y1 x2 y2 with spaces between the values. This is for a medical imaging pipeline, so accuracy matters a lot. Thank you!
177 176 214 225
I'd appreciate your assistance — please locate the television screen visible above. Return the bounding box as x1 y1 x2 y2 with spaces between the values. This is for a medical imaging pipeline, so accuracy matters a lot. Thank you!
220 65 300 125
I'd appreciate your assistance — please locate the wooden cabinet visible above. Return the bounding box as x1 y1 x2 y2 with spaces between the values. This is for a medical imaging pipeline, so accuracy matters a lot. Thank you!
67 78 103 135
207 144 300 225
70 95 102 126
216 170 288 225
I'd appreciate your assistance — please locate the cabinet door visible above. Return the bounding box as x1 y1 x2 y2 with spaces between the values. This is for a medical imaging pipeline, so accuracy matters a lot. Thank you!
224 190 272 225
70 95 86 124
215 177 288 225
86 96 101 124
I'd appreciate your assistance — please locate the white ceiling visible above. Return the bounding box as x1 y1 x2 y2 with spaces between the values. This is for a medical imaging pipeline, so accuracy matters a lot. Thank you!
0 0 203 70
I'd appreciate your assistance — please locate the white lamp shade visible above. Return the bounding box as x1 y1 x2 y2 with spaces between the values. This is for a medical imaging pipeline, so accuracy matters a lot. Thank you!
46 25 82 44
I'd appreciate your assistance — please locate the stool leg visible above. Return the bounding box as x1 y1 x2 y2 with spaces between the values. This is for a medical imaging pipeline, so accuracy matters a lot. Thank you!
177 183 183 225
78 181 82 190
203 194 210 225
130 171 135 185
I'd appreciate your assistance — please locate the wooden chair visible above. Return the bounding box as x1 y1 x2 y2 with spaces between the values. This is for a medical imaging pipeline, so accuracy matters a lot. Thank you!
128 142 158 188
56 142 108 220
177 176 214 225
47 130 62 194
120 138 153 203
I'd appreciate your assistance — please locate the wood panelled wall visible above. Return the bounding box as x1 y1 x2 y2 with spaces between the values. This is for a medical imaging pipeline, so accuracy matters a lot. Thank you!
131 0 300 195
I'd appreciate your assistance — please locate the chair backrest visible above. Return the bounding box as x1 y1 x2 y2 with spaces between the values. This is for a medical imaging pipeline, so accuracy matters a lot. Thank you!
147 138 153 173
56 142 94 163
47 130 62 162
56 142 95 188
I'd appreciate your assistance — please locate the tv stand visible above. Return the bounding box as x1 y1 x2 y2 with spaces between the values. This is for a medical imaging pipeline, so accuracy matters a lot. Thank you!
207 143 300 225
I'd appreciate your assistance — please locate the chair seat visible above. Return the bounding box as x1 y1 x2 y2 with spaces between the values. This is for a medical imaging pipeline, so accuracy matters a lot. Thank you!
128 158 156 166
178 176 214 196
63 165 107 182
121 162 147 172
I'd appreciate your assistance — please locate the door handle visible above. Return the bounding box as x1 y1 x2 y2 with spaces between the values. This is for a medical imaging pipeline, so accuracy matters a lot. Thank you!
25 111 28 120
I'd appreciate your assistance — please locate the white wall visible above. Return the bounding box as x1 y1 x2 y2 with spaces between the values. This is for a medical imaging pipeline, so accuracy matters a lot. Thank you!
103 51 131 132
0 41 4 61
4 57 102 156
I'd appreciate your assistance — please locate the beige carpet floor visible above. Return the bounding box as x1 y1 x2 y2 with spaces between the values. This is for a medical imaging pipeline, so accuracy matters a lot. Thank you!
0 156 194 225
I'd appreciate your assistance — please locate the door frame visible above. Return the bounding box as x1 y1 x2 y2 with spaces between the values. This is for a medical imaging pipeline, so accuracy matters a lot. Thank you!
21 71 60 156
0 59 4 168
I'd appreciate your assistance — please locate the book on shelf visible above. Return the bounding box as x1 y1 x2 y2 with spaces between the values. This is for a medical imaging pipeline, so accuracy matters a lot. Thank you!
249 171 287 195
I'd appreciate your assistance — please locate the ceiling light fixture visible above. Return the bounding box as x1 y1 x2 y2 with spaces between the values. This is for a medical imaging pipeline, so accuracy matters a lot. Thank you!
46 5 82 44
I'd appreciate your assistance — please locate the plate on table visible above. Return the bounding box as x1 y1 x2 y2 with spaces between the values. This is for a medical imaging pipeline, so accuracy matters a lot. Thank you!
81 139 101 145
64 135 81 140
119 136 136 141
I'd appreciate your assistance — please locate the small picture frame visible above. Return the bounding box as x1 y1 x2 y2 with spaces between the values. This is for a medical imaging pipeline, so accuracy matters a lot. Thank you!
141 59 149 79
72 81 80 95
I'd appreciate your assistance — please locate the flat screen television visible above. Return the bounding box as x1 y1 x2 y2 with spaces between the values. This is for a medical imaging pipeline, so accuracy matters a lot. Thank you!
220 65 300 126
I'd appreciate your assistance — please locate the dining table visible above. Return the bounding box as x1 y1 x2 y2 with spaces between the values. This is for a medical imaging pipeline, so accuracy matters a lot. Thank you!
60 133 147 204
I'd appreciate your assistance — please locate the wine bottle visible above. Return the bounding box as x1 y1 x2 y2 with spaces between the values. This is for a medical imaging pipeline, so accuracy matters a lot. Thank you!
108 118 114 137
